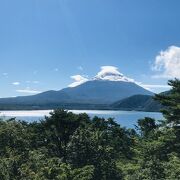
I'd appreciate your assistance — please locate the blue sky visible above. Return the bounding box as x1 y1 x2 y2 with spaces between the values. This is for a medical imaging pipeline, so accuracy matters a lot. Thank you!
1 0 180 97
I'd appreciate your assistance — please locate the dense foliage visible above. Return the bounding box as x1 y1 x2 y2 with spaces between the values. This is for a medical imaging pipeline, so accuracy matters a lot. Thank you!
0 79 180 179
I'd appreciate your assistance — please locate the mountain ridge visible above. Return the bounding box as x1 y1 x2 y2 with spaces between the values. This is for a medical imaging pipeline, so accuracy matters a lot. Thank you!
111 94 162 112
0 66 158 111
0 80 153 110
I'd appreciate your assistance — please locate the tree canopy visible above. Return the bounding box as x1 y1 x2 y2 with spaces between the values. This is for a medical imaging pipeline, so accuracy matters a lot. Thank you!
0 79 180 179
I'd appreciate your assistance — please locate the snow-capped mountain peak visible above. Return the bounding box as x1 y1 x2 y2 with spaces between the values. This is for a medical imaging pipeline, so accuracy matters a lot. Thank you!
68 66 135 88
94 66 134 82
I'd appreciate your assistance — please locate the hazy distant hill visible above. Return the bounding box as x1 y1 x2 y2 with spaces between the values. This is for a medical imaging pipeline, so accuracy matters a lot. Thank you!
111 94 163 112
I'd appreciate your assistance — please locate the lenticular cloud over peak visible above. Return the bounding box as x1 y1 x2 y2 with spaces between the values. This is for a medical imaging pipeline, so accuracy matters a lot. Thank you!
94 66 135 82
69 66 135 88
96 66 122 77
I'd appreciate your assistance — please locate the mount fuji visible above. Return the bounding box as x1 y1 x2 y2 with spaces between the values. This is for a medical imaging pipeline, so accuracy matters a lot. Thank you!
0 66 154 110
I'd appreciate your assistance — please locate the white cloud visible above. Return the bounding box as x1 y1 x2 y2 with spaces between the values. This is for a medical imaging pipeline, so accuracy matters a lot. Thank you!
95 66 135 82
96 66 121 77
67 65 171 92
142 84 170 88
137 83 170 92
16 88 41 94
68 75 88 87
140 84 170 89
152 46 180 78
68 66 136 87
12 82 20 86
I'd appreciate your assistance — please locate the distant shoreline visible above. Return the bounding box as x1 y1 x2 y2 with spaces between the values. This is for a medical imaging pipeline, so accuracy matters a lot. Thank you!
0 107 160 112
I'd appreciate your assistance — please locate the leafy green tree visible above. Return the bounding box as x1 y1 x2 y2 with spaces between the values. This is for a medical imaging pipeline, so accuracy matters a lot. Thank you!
0 119 30 179
71 165 94 180
41 109 90 159
137 117 157 137
131 126 178 180
1 84 180 180
91 117 134 159
155 78 180 125
137 158 165 180
155 79 180 154
67 126 123 180
19 149 94 180
164 153 180 179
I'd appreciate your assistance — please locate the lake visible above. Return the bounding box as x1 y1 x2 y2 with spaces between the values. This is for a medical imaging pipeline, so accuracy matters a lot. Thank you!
0 110 163 129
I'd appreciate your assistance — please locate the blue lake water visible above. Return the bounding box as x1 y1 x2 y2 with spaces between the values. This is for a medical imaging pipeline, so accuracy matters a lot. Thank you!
0 110 163 129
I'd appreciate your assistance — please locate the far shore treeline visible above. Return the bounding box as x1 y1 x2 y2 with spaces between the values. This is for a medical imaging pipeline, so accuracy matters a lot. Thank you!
0 79 180 179
0 95 162 112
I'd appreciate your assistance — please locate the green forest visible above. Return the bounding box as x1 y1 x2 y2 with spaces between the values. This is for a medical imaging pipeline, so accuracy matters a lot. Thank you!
0 79 180 180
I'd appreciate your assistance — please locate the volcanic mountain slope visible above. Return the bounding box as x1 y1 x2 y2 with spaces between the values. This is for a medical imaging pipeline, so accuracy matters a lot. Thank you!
0 66 154 109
